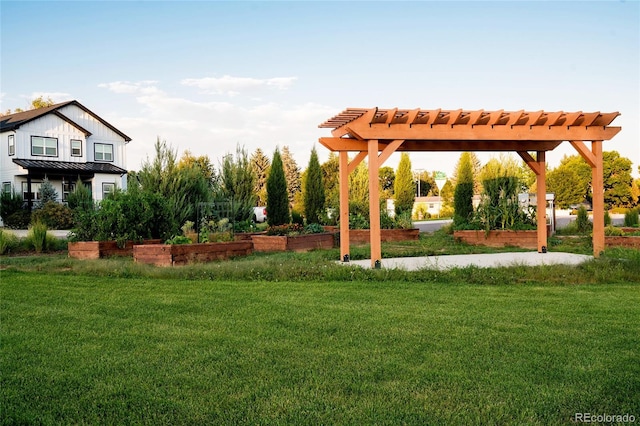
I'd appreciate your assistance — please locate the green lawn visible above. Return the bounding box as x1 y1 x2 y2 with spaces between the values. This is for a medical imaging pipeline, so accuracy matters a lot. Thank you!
2 266 639 425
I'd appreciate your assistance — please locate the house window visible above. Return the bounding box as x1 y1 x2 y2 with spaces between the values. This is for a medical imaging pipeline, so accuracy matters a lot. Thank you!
62 181 76 202
22 182 42 201
2 182 11 194
102 182 115 199
71 139 82 157
95 143 113 162
8 135 15 156
31 136 58 157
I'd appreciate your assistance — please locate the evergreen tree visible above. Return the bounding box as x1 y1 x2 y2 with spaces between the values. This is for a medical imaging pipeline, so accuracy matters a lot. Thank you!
394 153 415 215
67 178 93 211
281 146 301 205
251 148 271 206
37 176 59 207
266 148 290 226
303 147 325 224
453 153 475 226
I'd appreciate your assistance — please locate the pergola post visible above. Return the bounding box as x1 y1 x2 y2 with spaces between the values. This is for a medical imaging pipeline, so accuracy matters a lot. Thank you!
535 151 547 253
339 151 350 262
368 140 382 268
591 140 605 256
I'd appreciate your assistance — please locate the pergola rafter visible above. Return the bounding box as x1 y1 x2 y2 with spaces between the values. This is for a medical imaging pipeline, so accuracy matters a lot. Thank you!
319 107 621 268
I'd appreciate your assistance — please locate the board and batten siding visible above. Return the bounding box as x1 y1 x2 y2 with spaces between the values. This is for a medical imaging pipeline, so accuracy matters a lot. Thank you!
58 105 128 167
12 115 88 162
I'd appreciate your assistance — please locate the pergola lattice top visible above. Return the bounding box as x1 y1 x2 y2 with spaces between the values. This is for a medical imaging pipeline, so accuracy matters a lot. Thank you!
320 108 619 130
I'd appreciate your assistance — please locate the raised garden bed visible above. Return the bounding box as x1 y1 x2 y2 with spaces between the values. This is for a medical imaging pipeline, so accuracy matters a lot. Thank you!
349 229 420 245
68 240 162 259
133 241 253 266
605 236 640 249
453 230 538 249
251 233 336 252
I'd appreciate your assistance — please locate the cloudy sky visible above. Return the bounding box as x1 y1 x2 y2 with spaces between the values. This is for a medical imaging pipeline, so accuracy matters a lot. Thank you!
1 1 638 177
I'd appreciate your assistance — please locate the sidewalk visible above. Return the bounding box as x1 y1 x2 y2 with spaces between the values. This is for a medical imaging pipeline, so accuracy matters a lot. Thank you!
344 252 593 271
2 229 71 239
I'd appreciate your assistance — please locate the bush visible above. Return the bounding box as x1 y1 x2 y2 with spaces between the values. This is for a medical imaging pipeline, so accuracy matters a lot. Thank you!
0 229 19 255
604 225 624 236
604 210 612 226
624 208 639 227
4 210 31 229
31 201 73 229
575 205 592 234
165 235 193 244
1 191 27 228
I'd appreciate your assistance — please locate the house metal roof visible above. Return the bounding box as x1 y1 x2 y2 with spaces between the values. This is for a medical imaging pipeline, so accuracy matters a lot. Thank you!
13 159 127 175
0 100 131 142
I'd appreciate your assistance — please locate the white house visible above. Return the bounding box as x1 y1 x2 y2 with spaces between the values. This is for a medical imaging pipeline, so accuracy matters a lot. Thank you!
0 100 130 212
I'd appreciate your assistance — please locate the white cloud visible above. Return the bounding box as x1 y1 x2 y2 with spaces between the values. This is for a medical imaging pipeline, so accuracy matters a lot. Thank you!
98 81 161 96
181 75 297 96
99 79 334 171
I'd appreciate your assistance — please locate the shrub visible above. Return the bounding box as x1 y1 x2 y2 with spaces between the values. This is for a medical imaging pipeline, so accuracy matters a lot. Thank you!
604 225 624 236
624 208 639 227
575 205 592 234
31 201 74 229
266 223 304 236
0 229 19 255
604 210 612 226
165 235 193 244
303 223 325 234
1 190 27 228
394 211 414 230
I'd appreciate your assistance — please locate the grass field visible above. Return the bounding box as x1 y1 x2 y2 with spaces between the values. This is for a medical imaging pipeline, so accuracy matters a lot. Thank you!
1 234 639 424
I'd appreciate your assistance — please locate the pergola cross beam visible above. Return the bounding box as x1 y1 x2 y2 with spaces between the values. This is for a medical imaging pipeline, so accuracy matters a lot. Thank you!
319 107 621 267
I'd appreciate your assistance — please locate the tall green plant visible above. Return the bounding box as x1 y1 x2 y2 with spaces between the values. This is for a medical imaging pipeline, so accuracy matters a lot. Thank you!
303 147 325 224
137 138 212 231
219 145 256 222
266 148 290 226
453 153 475 227
473 157 533 231
67 179 93 211
28 221 49 253
394 153 414 216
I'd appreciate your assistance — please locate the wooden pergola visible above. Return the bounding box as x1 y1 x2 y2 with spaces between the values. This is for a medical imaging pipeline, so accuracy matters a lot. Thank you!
319 108 621 268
